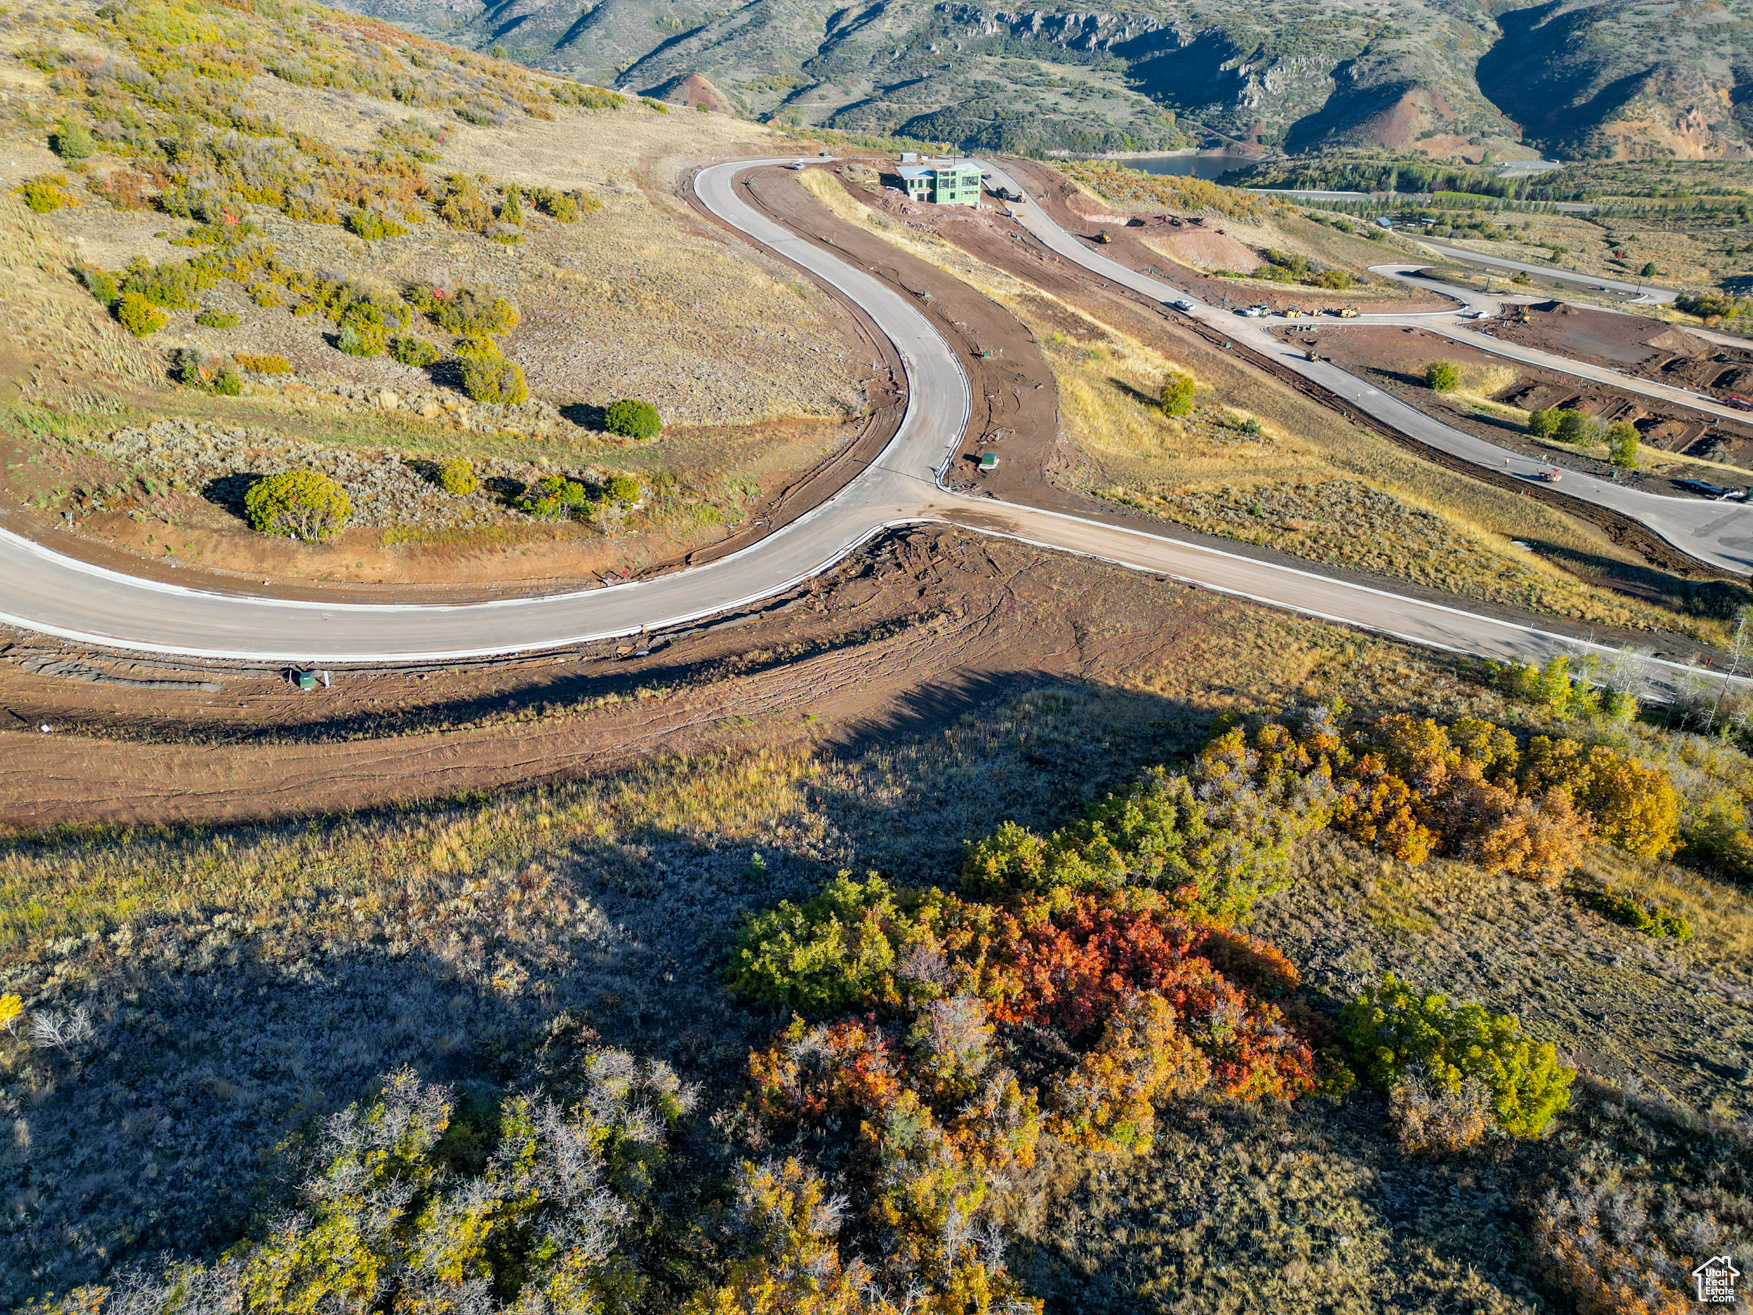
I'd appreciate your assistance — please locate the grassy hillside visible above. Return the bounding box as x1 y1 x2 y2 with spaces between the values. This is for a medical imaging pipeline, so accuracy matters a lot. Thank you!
0 0 866 586
2 607 1750 1312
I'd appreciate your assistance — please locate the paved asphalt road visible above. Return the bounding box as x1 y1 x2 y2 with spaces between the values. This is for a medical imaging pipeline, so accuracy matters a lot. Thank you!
1412 237 1678 305
980 161 1753 576
0 155 1744 695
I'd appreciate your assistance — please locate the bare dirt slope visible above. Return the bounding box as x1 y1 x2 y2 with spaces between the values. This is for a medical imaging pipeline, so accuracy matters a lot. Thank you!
0 527 1332 828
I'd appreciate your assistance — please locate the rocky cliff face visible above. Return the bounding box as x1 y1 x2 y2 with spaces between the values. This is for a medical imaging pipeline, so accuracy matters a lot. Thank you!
324 0 1753 160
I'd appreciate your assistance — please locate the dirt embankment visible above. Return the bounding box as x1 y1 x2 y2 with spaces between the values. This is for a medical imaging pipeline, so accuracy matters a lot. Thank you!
1494 302 1753 453
1314 322 1753 478
0 527 1295 829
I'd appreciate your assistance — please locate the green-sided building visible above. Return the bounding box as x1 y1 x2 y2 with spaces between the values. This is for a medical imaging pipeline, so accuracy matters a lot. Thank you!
896 159 983 206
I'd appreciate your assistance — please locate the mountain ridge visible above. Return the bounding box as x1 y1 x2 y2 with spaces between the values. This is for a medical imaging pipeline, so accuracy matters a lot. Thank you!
329 0 1753 161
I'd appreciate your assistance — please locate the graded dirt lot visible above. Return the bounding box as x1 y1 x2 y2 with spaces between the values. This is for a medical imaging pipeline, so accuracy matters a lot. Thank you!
0 527 1338 828
1496 300 1753 409
1313 321 1753 479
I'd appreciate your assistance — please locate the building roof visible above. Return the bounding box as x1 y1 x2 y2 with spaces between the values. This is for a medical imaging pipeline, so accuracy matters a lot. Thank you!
897 165 933 180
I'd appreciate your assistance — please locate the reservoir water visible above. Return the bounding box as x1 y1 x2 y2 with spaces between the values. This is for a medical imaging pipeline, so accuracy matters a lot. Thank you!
1098 152 1264 181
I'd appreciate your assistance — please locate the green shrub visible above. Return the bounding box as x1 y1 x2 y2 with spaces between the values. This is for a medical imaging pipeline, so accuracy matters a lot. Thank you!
16 174 80 213
728 873 921 1014
244 471 352 543
960 759 1324 924
1554 409 1598 444
115 291 166 337
1585 887 1691 941
1318 268 1353 290
49 121 96 161
1339 973 1575 1138
346 209 408 239
1639 262 1658 279
425 286 520 338
460 352 529 405
1160 370 1195 417
640 97 670 114
389 334 441 367
499 185 523 225
532 187 598 221
604 473 642 506
554 83 628 110
1606 421 1638 468
603 398 661 439
249 283 285 309
518 473 589 518
180 349 244 395
83 270 119 307
434 458 478 496
1527 408 1557 437
121 258 200 309
195 308 239 329
337 324 384 357
1424 360 1460 393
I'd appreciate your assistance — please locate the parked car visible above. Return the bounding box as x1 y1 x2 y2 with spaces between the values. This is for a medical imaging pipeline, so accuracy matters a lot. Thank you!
1171 299 1195 312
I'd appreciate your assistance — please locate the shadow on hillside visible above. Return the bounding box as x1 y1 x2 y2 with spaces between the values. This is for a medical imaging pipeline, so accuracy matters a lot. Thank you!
1 672 1226 1303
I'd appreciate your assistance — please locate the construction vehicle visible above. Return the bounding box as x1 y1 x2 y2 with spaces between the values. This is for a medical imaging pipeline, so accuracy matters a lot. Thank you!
1336 306 1359 318
1725 393 1753 412
1538 466 1562 483
1092 229 1112 244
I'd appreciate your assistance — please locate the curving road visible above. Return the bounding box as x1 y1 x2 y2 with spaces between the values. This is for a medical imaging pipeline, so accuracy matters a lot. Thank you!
979 160 1753 576
0 156 1742 694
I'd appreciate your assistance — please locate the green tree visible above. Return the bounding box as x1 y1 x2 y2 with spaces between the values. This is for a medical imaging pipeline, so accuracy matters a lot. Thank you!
1526 408 1558 437
49 121 95 160
1606 421 1638 468
245 471 352 543
1639 262 1658 278
604 398 662 439
604 473 642 505
1340 974 1575 1138
1424 360 1460 393
1160 370 1196 417
1554 409 1596 444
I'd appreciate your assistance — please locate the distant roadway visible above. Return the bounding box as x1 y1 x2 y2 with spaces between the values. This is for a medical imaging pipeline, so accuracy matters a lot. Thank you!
0 157 1744 694
979 159 1753 577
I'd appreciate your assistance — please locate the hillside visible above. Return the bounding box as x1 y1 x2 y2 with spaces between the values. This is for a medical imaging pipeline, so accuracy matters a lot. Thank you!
330 0 1753 161
0 0 870 591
